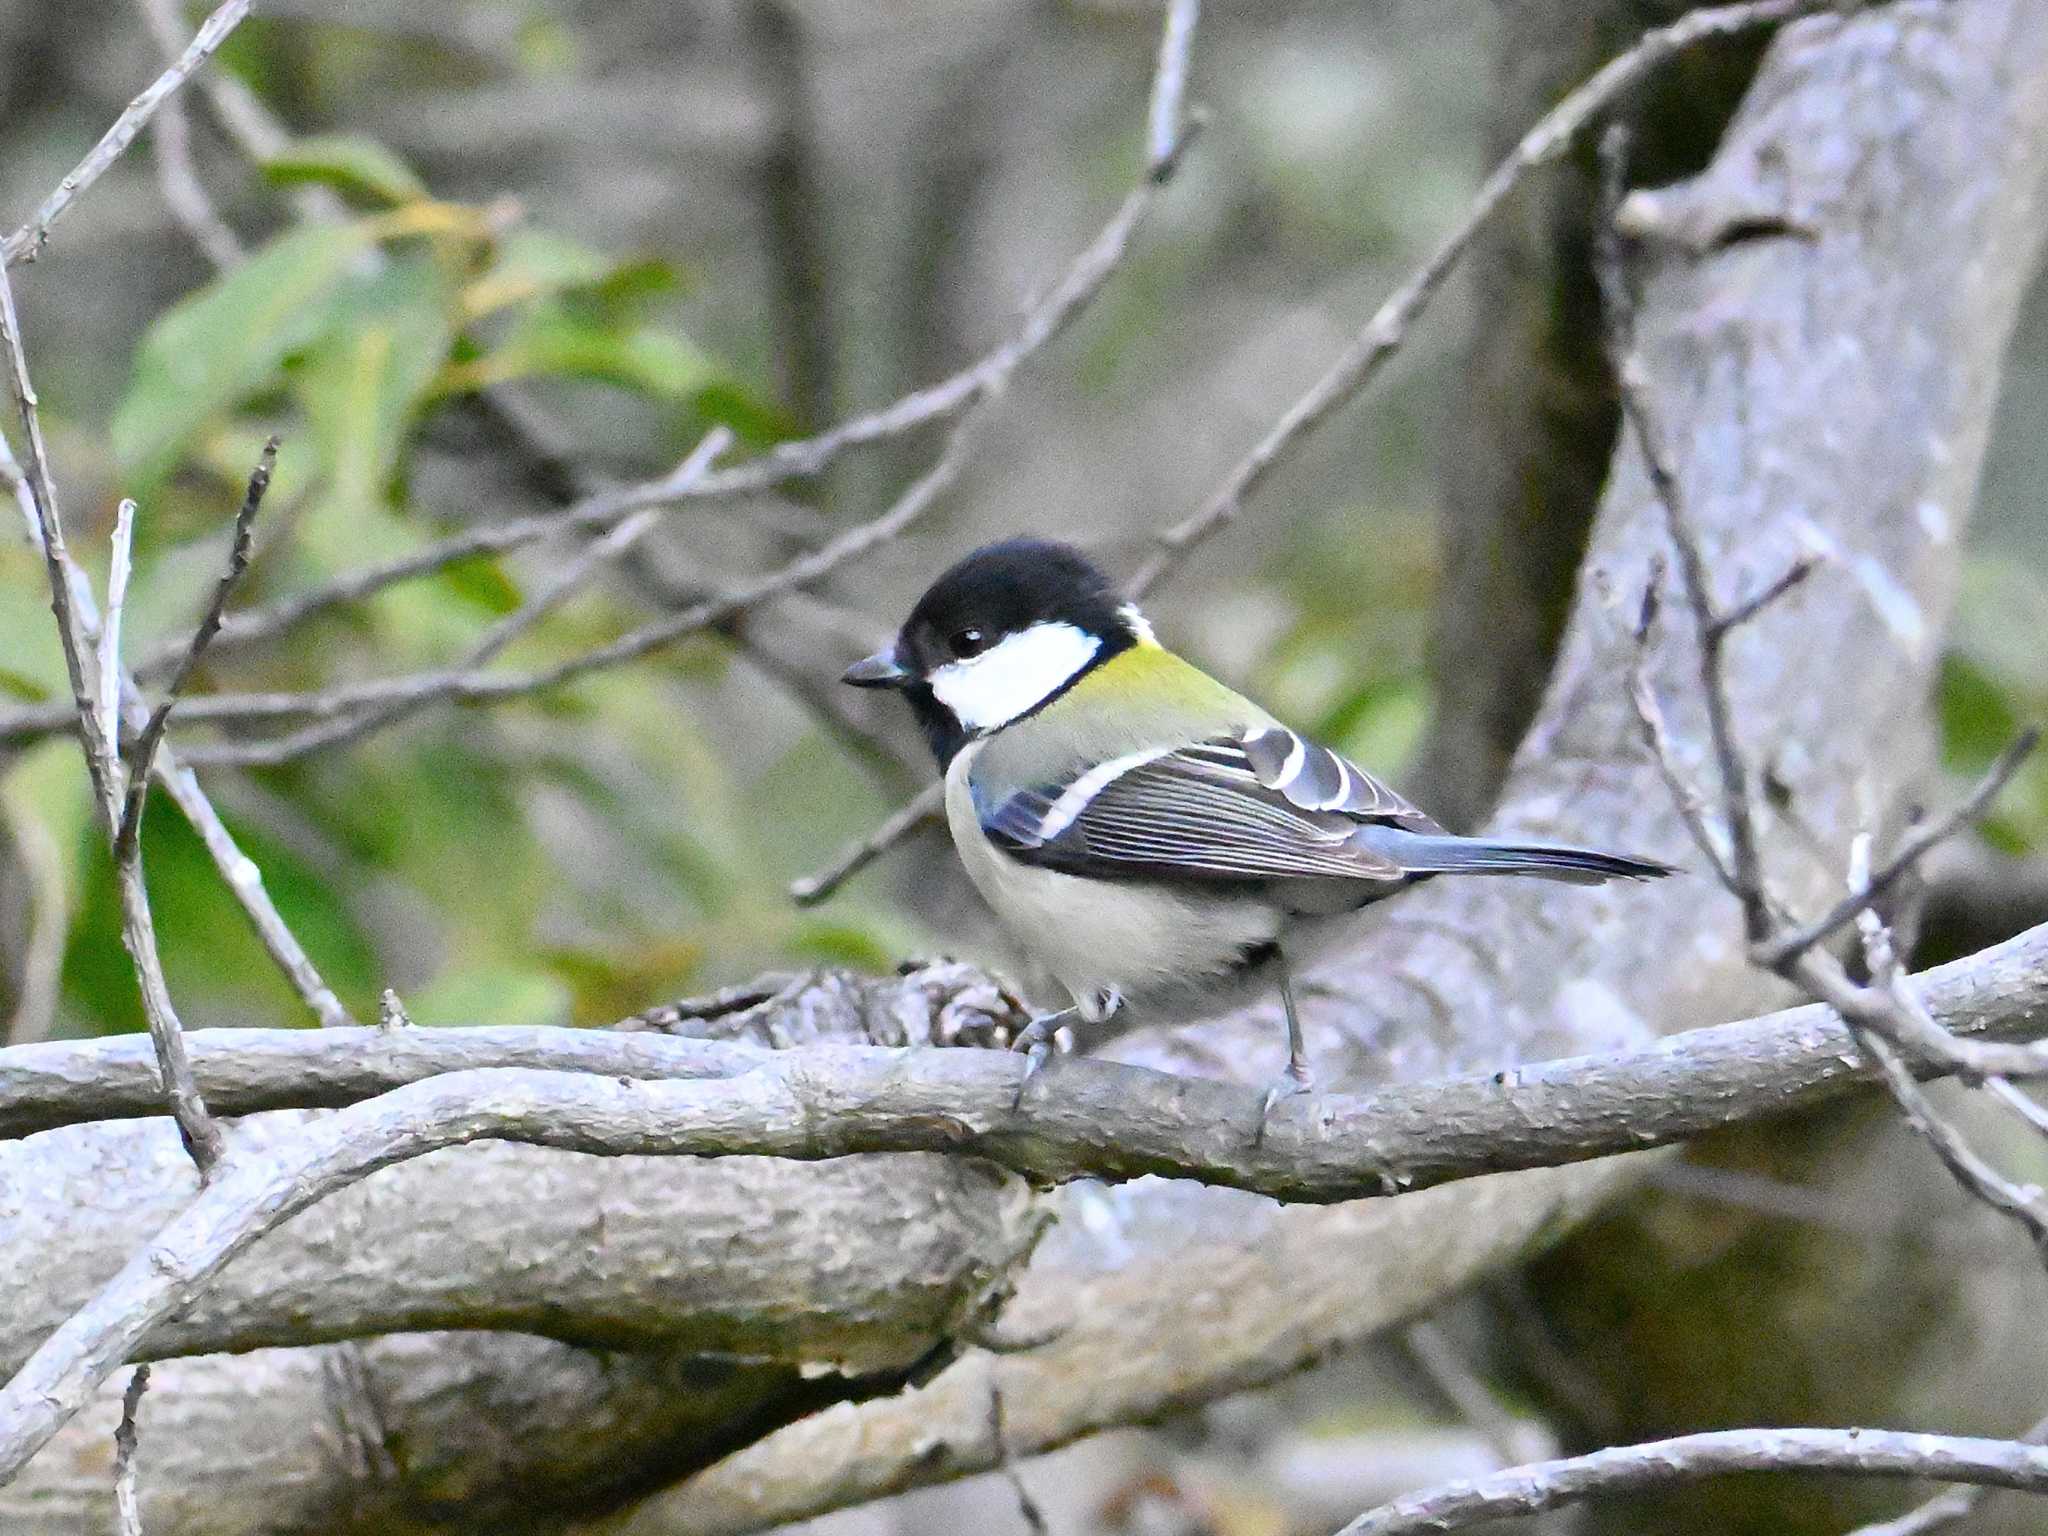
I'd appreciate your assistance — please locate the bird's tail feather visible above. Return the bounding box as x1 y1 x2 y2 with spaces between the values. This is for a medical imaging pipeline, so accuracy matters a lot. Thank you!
1356 830 1677 884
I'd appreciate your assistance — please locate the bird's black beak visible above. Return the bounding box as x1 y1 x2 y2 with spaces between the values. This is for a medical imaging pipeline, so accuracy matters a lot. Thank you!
842 647 912 689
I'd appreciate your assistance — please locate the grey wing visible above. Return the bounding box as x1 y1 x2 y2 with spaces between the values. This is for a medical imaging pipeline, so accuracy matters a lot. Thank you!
1237 724 1443 829
978 734 1417 885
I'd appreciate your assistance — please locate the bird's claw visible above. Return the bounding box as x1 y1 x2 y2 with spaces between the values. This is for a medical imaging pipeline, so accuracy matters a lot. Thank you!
1254 1061 1316 1148
1008 1014 1062 1111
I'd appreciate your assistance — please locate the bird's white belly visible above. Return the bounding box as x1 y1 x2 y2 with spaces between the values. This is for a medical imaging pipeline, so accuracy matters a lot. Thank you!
944 749 1280 1019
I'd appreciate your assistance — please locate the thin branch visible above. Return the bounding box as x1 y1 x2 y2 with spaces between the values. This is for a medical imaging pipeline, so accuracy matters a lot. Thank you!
1402 1321 1545 1470
112 1364 149 1536
1626 573 1737 888
1847 1414 2048 1536
1715 551 1819 635
1759 728 2042 967
1598 120 1774 942
0 421 350 1031
0 261 118 801
152 750 354 1027
146 85 244 269
789 779 945 905
25 32 1205 694
0 255 224 1171
97 500 137 817
1129 0 1831 596
177 412 978 767
1146 0 1201 179
988 1383 1049 1536
115 440 274 862
1333 1428 2048 1536
175 430 728 766
2 0 256 265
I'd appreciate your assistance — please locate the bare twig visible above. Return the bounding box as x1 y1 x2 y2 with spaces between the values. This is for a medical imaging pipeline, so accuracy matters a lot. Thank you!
789 780 946 905
1402 1321 1548 1470
177 413 979 767
1847 1414 2048 1536
0 264 118 794
1130 0 1830 596
112 1364 150 1536
1598 121 1778 943
146 85 244 269
1146 0 1201 179
0 433 352 1028
988 1382 1049 1536
1626 573 1737 887
115 441 274 862
1333 1428 2048 1536
174 430 728 766
2 0 256 265
1760 728 2042 966
1838 837 2048 1249
97 501 137 811
0 258 224 1171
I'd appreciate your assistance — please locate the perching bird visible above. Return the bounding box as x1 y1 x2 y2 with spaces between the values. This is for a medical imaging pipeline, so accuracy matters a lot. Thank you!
843 538 1673 1106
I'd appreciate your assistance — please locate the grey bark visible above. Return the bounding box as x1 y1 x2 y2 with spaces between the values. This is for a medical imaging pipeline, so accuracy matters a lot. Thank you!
4 924 2044 1395
1415 0 1768 829
6 1 2047 1531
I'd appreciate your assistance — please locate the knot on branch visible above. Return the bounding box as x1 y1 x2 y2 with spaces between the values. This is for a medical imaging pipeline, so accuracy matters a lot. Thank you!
621 961 1029 1051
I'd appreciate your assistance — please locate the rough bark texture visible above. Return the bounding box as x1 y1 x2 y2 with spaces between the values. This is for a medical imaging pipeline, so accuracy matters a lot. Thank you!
1415 0 1766 829
6 2 2048 1530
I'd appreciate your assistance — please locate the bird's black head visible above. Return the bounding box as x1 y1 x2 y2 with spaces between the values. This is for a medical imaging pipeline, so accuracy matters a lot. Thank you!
842 538 1151 766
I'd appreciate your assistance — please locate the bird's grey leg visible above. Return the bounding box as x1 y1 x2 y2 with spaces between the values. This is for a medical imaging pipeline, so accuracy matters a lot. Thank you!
1010 1005 1080 1108
1257 948 1316 1145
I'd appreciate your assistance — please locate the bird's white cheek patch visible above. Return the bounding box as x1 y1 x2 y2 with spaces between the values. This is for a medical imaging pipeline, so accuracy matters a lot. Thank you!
928 622 1101 732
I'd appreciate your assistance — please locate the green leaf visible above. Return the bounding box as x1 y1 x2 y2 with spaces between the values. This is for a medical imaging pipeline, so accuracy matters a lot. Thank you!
0 543 71 698
474 302 720 400
407 964 572 1027
291 256 457 528
434 557 525 618
694 379 801 448
0 668 46 702
588 258 681 309
113 221 374 486
263 133 429 207
62 795 379 1034
1940 652 2022 772
479 230 613 300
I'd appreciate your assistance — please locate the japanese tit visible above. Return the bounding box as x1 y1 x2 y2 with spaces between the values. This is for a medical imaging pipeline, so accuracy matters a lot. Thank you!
844 538 1673 1097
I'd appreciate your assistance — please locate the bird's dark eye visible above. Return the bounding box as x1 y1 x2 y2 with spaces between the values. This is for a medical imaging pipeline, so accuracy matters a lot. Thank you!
946 627 991 660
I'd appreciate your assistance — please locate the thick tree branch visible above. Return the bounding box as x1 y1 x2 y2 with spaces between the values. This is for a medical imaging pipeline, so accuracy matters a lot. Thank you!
1334 1428 2048 1536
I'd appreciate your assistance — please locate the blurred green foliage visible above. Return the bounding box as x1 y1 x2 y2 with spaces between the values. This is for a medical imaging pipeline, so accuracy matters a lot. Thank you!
0 110 904 1037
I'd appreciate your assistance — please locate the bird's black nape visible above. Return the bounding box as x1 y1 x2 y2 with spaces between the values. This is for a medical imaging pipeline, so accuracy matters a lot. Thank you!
897 539 1134 668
